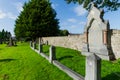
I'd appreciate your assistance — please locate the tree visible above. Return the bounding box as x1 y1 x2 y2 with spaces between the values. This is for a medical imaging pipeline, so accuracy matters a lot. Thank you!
65 0 120 11
0 29 11 44
14 0 59 40
59 29 69 36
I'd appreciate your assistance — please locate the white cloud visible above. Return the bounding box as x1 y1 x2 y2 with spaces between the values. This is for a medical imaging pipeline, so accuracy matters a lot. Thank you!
68 18 77 23
14 2 23 12
7 13 17 20
70 25 78 29
0 10 17 20
67 18 86 25
79 21 86 25
0 10 6 19
74 6 87 16
51 3 58 9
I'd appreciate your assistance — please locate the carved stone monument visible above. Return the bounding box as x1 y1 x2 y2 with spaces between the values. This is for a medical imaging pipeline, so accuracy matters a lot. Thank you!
82 4 114 60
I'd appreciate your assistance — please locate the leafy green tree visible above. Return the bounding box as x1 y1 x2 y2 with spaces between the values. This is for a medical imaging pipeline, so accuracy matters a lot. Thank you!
59 29 69 36
14 0 59 40
65 0 120 11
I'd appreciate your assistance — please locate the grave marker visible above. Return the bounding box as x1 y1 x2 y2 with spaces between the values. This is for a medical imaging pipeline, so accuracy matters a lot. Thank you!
82 3 114 60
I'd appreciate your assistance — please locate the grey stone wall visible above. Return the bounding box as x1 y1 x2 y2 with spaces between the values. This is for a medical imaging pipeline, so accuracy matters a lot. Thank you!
111 30 120 59
42 35 85 51
41 29 120 59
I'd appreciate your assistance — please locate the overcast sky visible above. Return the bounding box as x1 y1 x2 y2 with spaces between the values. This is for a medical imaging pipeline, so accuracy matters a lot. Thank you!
0 0 120 36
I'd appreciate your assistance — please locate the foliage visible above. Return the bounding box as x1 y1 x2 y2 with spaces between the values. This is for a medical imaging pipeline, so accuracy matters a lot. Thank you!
14 0 60 40
59 29 69 36
65 0 120 11
0 29 11 43
42 45 120 80
0 42 72 80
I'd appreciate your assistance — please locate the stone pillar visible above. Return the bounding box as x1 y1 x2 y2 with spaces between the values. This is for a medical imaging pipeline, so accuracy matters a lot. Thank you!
30 41 32 47
33 42 36 49
39 44 43 53
39 38 43 53
103 30 107 45
49 46 56 63
85 53 101 80
46 41 48 45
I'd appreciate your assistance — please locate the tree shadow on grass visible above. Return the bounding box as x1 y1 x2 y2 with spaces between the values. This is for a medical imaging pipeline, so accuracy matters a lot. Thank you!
0 74 9 80
0 59 16 62
58 55 73 61
43 50 49 53
102 72 120 80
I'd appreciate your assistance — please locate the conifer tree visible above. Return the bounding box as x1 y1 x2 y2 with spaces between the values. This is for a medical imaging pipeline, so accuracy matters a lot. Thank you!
14 0 59 40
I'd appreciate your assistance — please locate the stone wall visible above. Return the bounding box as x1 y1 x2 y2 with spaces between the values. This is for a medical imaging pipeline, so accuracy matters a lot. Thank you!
41 29 120 59
111 30 120 59
42 35 85 51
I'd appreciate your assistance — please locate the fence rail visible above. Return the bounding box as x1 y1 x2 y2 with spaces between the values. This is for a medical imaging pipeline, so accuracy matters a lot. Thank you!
30 41 101 80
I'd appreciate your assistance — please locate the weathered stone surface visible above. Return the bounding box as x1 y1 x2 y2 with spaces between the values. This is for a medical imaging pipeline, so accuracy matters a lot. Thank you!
38 38 43 53
49 46 56 63
82 4 114 60
42 35 85 51
85 53 101 80
30 44 84 80
111 30 120 59
30 41 32 47
39 44 43 53
8 37 14 46
53 60 84 80
33 42 36 49
39 29 120 59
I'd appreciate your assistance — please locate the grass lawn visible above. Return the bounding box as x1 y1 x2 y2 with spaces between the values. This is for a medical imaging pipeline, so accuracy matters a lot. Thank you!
42 45 120 80
0 42 72 80
0 42 120 80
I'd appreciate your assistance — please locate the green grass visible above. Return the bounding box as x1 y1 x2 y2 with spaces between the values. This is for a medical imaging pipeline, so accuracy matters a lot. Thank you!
42 45 120 80
1 43 120 80
0 43 72 80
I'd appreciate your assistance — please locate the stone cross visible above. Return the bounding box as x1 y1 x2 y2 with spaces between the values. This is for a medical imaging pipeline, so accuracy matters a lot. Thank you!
8 37 14 46
82 3 114 60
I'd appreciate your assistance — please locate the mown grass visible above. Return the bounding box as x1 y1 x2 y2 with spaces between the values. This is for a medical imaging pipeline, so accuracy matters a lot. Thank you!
42 45 120 80
1 42 120 80
0 43 72 80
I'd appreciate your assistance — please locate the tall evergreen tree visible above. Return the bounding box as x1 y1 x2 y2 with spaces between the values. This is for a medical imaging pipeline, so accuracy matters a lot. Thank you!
65 0 120 11
14 0 59 40
0 29 11 43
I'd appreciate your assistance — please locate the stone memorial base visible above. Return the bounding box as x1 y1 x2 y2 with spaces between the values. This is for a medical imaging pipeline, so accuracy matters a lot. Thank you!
82 43 115 60
82 51 114 60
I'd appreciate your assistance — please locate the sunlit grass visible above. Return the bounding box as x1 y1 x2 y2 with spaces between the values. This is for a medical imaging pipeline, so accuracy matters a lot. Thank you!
0 42 120 80
0 42 72 80
42 45 120 80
